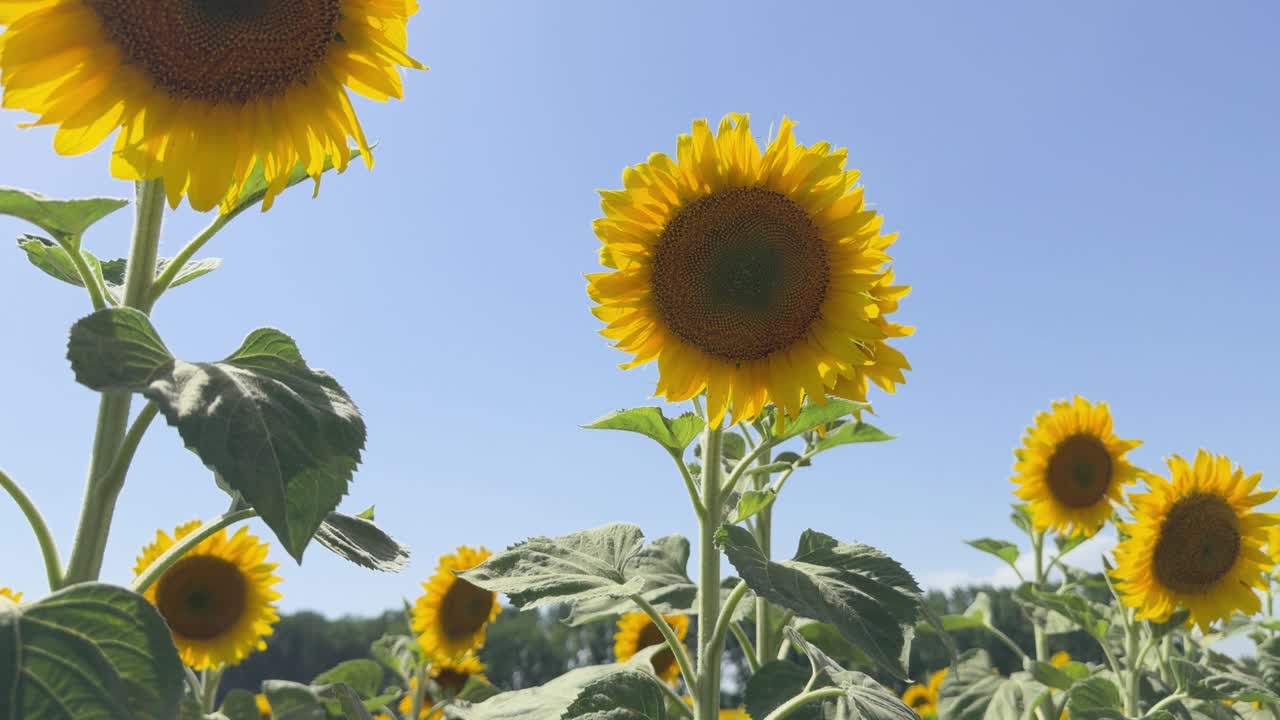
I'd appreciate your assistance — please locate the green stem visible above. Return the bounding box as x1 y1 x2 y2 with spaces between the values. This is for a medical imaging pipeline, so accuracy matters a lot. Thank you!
1158 634 1174 687
630 594 698 691
673 453 706 521
1124 609 1141 716
761 688 845 720
0 468 62 591
184 667 203 702
200 667 223 713
63 179 165 586
729 623 760 673
132 509 257 593
59 234 109 310
658 681 695 719
1031 530 1048 663
985 624 1030 662
144 203 247 311
753 443 779 666
697 420 724 720
706 581 750 677
1144 691 1187 717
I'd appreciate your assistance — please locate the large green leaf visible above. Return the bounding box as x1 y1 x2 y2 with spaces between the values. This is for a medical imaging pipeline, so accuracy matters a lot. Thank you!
460 524 665 612
814 421 896 450
444 647 663 720
774 399 869 442
16 235 108 291
731 489 777 524
314 511 411 572
218 689 261 720
783 628 920 720
0 582 185 720
561 668 671 720
1065 676 1124 720
1013 584 1109 639
965 538 1020 569
583 407 704 454
937 650 1005 720
262 679 372 720
716 524 921 678
66 308 366 561
371 634 420 680
312 659 383 699
0 187 128 243
98 256 222 302
1174 658 1280 704
986 672 1051 720
744 661 821 720
566 534 695 625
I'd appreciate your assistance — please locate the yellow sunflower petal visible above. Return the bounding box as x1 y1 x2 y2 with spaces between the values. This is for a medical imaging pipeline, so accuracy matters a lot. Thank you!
0 0 422 212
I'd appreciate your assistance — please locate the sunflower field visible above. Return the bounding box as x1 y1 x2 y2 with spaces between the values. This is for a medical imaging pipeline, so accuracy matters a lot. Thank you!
2 3 1280 720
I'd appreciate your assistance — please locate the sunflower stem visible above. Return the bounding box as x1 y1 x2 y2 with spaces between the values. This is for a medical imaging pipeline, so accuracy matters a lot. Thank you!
63 179 165 586
1031 530 1049 663
629 594 697 691
0 468 62 591
706 581 750 680
200 667 223 713
696 418 724 720
760 687 846 720
754 442 779 666
132 509 258 594
1124 608 1141 716
729 623 760 674
144 201 249 312
57 232 109 310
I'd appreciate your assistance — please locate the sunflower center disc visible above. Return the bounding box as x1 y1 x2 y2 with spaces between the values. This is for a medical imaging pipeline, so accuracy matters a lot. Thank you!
651 187 830 362
635 620 676 676
84 0 341 103
1046 434 1113 508
439 578 494 641
435 669 470 695
1153 493 1242 593
155 555 248 640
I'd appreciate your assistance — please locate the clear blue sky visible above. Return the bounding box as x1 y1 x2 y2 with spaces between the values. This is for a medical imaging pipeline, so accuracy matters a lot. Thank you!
2 1 1278 620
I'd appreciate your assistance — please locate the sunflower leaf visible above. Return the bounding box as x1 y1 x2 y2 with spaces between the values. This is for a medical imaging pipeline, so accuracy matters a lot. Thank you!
313 659 383 699
987 671 1052 720
745 660 821 720
732 489 778 524
314 511 410 572
937 650 1005 720
218 689 261 720
747 628 918 720
0 187 128 245
0 582 185 720
565 534 696 625
460 523 658 612
715 524 921 679
775 399 870 442
1013 584 1109 640
561 665 672 720
965 538 1021 569
1065 676 1125 720
65 308 366 562
443 646 664 720
16 234 116 299
814 421 896 450
583 407 705 454
262 680 329 720
371 634 421 679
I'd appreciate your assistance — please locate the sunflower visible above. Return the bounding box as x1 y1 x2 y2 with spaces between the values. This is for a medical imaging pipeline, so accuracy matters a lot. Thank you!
1012 396 1142 537
614 611 690 685
431 652 487 696
412 546 501 662
1266 526 1280 567
0 587 19 602
719 710 750 720
902 684 935 717
133 520 281 670
0 0 423 212
255 693 271 719
1112 451 1279 632
397 678 443 720
926 667 947 695
587 114 911 428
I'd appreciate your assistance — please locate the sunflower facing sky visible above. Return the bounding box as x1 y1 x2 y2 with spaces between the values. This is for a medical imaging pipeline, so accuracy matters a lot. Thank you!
587 114 911 428
1112 451 1279 632
614 611 690 685
133 520 282 670
1012 396 1143 537
0 0 423 212
413 545 502 663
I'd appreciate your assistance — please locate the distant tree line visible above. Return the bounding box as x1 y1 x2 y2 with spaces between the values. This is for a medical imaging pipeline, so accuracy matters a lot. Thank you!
220 584 1111 702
